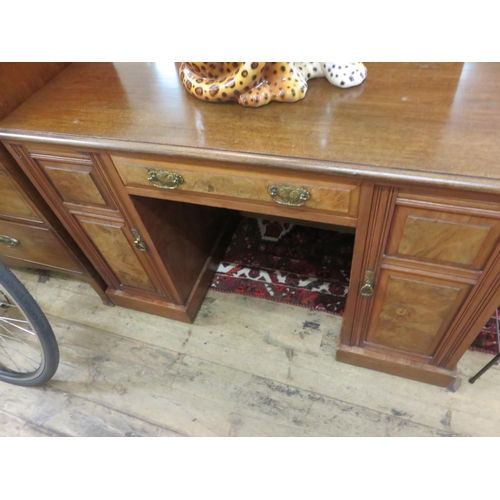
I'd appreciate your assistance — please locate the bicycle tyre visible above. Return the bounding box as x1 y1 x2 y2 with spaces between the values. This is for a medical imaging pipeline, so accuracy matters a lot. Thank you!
0 262 59 386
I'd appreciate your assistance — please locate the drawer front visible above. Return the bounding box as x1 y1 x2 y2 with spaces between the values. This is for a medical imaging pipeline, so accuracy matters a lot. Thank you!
111 155 360 219
0 218 81 272
0 170 42 222
386 200 500 271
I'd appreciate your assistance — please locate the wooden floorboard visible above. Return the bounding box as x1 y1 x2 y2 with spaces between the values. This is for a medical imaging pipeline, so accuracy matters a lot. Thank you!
1 268 499 437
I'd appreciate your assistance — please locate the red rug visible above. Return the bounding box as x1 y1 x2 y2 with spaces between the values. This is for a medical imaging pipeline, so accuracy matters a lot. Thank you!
210 216 499 355
470 310 500 355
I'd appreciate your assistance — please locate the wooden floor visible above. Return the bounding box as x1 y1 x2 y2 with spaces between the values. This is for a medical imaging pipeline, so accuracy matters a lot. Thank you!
1 268 500 437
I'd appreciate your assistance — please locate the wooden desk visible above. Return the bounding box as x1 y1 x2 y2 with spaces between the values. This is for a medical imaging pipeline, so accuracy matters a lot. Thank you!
2 62 500 389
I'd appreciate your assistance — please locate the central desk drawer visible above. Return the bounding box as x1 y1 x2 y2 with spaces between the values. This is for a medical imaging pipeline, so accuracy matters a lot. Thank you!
110 155 360 222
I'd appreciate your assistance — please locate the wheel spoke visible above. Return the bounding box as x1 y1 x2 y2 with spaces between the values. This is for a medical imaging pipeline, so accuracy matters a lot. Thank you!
0 266 58 384
0 336 39 367
0 341 23 372
0 317 35 335
0 291 20 309
0 301 19 308
0 328 42 356
0 317 30 324
0 322 41 362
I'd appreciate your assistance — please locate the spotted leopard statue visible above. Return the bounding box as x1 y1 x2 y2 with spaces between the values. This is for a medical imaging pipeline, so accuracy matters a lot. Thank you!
179 62 367 107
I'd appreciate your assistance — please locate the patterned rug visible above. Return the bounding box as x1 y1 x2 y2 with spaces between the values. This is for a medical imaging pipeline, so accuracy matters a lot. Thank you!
470 309 500 355
210 216 499 355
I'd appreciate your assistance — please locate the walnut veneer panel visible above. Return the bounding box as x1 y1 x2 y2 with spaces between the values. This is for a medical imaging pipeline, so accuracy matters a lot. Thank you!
111 155 360 219
0 169 42 222
77 217 156 292
39 161 113 209
387 204 500 270
367 271 471 357
398 217 490 266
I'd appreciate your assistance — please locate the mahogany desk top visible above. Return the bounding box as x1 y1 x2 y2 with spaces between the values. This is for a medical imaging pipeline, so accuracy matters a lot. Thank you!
1 62 500 192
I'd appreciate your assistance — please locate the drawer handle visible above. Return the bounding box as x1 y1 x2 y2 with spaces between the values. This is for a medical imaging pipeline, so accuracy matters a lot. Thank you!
268 185 311 207
0 235 20 248
360 270 375 297
131 228 147 252
148 169 184 189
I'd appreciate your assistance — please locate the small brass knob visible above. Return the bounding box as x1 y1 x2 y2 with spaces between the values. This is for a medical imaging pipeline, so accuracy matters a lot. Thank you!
268 185 311 207
148 169 184 189
360 270 375 297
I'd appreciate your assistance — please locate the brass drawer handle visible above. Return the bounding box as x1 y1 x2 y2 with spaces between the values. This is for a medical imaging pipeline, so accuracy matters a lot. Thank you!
268 185 311 207
148 169 184 189
131 228 147 252
0 235 20 248
360 270 375 297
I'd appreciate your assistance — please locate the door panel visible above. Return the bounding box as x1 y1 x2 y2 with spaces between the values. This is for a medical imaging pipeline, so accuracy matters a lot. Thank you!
386 204 500 270
37 158 116 211
77 216 156 292
365 269 471 357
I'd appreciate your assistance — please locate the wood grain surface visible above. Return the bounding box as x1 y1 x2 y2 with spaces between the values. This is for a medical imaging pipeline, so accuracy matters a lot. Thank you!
42 163 109 207
0 218 81 272
111 154 360 217
0 62 70 119
387 206 500 270
6 267 500 436
77 216 156 292
0 169 42 222
367 271 470 356
1 63 500 190
398 217 490 265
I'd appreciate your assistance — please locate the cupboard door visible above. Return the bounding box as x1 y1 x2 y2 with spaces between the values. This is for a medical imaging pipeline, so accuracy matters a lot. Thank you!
337 185 500 387
75 215 157 293
364 269 471 358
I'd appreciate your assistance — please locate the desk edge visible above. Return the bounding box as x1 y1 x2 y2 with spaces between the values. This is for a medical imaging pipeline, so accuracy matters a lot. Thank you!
2 129 500 195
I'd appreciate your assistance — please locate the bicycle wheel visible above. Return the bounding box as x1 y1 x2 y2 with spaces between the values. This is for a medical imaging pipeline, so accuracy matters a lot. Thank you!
0 263 59 386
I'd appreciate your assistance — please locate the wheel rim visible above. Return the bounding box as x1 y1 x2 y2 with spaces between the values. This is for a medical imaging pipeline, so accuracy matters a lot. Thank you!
0 284 45 380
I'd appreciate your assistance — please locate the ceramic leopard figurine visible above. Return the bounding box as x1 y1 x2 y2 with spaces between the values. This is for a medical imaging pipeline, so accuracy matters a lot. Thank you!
179 62 367 107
